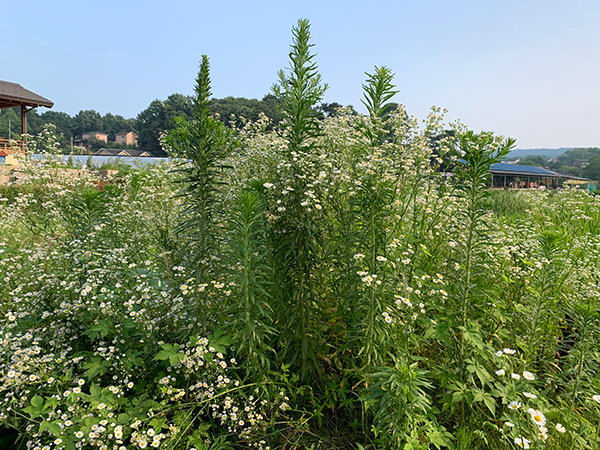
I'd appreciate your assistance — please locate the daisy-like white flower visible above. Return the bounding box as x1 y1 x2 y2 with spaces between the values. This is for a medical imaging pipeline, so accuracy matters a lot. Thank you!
593 394 600 404
528 409 546 427
523 392 537 399
495 369 505 376
505 421 515 427
511 373 521 380
508 401 522 410
495 351 504 357
556 423 566 433
503 348 517 355
514 437 530 449
523 371 535 381
538 431 548 441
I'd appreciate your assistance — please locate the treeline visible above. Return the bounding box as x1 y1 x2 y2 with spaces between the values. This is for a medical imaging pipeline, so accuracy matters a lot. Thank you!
514 147 600 180
0 107 136 150
0 93 357 153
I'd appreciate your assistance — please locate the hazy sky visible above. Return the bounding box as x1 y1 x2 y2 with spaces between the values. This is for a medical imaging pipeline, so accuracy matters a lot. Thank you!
2 0 599 148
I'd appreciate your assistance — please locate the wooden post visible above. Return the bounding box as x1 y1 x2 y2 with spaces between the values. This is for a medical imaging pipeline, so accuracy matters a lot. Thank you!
20 104 27 145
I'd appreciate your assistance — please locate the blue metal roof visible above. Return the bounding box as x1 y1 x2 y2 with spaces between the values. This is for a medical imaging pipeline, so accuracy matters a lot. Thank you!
490 163 557 176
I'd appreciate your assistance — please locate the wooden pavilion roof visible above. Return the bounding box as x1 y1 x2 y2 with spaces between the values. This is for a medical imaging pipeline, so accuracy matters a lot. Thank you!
0 80 53 110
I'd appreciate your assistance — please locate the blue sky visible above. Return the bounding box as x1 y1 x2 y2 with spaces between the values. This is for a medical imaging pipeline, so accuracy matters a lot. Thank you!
1 0 599 148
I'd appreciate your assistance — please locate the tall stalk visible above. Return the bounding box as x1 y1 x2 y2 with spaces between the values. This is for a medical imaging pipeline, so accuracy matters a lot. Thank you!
449 131 514 424
271 19 327 381
347 66 399 368
224 189 274 373
164 55 234 331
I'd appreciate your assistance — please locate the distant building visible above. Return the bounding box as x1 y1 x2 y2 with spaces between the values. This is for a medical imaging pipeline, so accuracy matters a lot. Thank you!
0 150 14 165
114 131 137 146
573 160 588 170
94 148 158 157
81 131 108 143
489 162 590 189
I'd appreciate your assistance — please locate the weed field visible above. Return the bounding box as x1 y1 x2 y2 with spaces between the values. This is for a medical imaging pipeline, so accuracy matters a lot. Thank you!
1 20 600 450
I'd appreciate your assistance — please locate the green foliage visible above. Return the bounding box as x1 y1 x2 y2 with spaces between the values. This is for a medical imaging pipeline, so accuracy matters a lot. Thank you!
582 154 600 181
137 94 195 153
557 147 600 166
361 66 399 120
514 155 547 167
164 55 235 331
268 18 328 382
211 94 284 129
224 189 275 370
3 18 600 450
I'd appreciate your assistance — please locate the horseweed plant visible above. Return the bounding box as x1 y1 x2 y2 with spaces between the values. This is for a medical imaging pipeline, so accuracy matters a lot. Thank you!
2 18 600 450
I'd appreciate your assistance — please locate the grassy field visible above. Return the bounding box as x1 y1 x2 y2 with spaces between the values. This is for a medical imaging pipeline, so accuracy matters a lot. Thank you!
1 20 600 450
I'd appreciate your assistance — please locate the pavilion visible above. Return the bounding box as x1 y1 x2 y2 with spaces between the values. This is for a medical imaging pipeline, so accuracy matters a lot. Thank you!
0 80 53 157
489 162 590 189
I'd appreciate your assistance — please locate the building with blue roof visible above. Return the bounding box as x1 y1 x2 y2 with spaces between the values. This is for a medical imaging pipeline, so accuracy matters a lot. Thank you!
489 163 590 189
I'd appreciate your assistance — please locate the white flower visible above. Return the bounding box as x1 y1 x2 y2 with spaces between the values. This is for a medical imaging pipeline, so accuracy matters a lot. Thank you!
495 351 503 357
522 371 535 381
354 254 365 259
511 373 521 380
556 423 566 433
514 437 530 449
495 369 505 376
528 409 546 427
505 421 515 427
523 392 537 399
503 348 516 355
593 394 600 404
508 401 522 410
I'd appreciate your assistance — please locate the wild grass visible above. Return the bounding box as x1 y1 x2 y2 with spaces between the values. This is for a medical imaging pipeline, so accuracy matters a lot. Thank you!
1 19 599 450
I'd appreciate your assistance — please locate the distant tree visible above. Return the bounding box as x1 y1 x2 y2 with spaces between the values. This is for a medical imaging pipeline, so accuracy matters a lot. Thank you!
547 159 563 170
582 154 600 181
517 155 547 167
102 113 136 141
211 96 263 125
210 94 284 128
380 102 400 119
0 107 21 139
136 94 194 152
73 110 104 137
38 111 74 143
259 94 284 125
316 102 343 118
558 165 582 177
558 147 600 166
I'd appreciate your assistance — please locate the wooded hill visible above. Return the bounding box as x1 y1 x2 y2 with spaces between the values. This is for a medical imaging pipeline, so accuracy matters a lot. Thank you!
0 94 354 153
